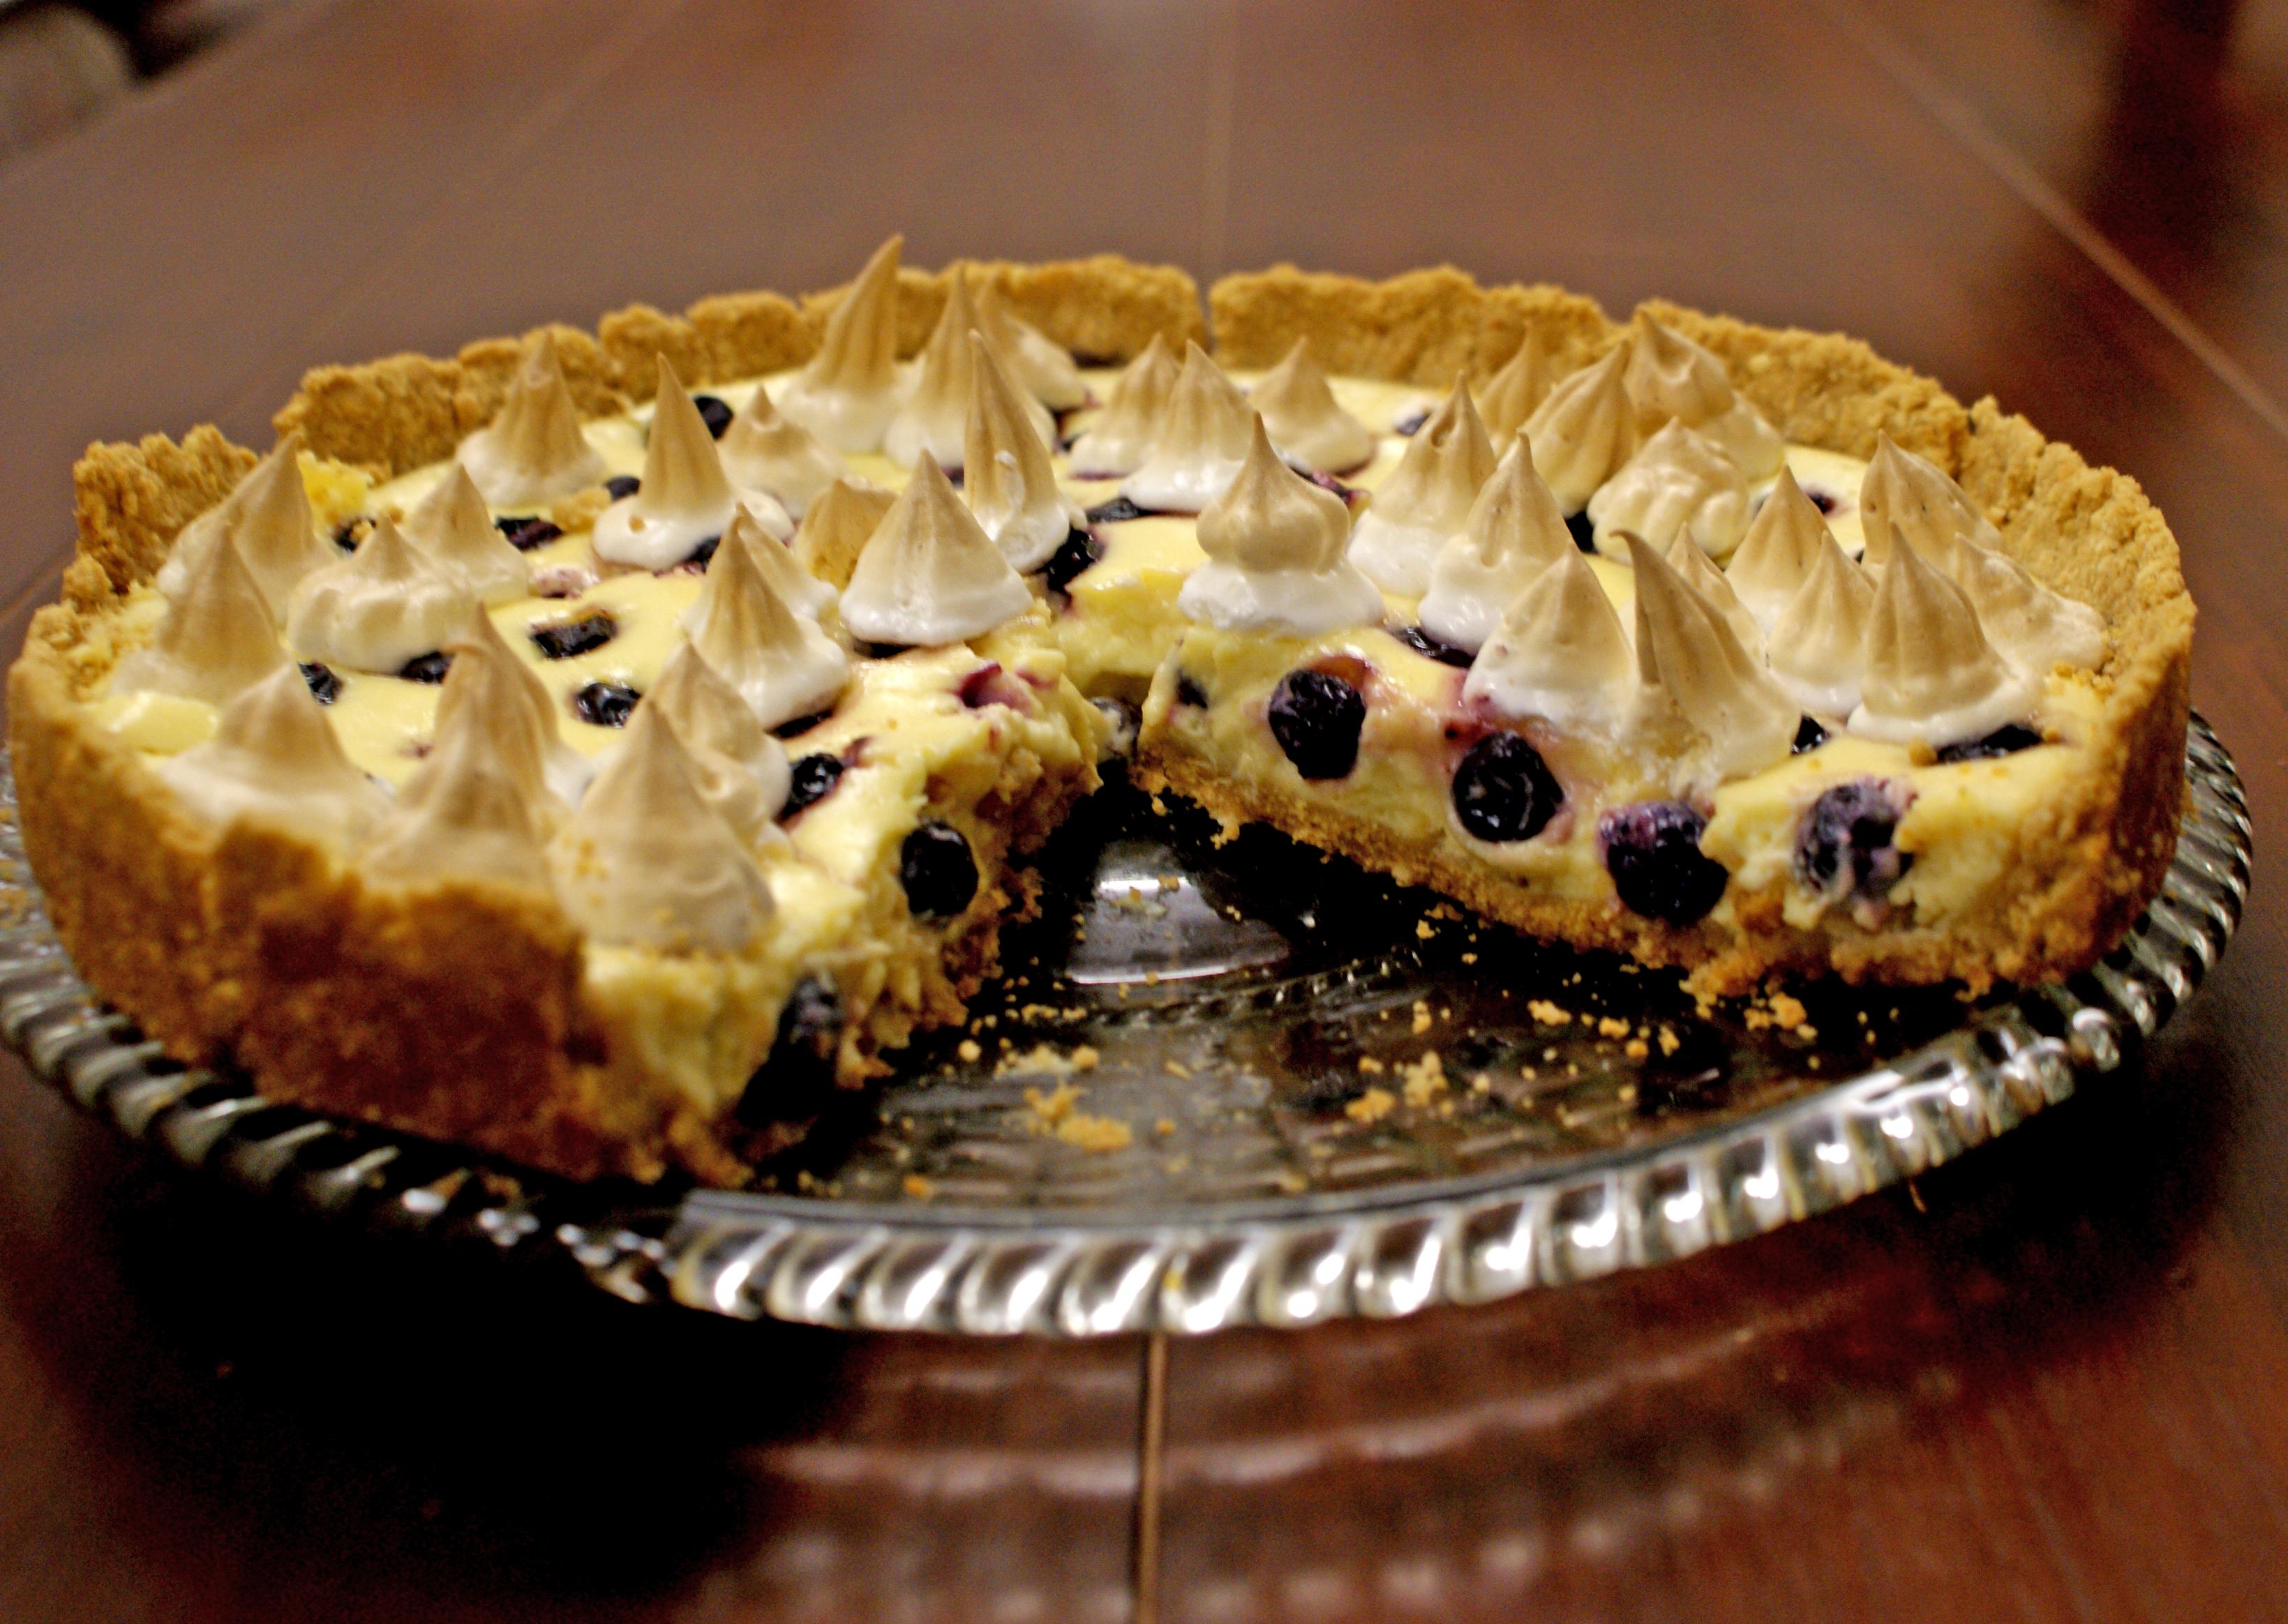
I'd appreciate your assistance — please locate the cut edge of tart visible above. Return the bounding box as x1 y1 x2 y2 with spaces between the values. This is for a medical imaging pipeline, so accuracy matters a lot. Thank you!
8 253 2193 1186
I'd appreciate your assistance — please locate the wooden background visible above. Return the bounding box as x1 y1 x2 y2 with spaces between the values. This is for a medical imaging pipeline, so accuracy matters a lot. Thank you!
1 0 2285 1618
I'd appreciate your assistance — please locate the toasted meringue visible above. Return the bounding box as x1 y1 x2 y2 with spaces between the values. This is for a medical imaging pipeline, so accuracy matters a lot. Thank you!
156 666 387 849
1120 342 1255 513
717 381 848 518
842 458 1034 646
401 463 530 605
550 703 777 954
775 235 906 453
1523 344 1638 513
964 333 1084 571
975 276 1088 410
1248 339 1375 474
456 330 607 508
795 477 896 589
1480 329 1550 453
159 432 334 615
1666 532 1763 656
1849 532 2041 746
1417 438 1573 653
1463 548 1636 735
730 502 837 619
363 699 555 892
648 643 792 844
685 518 851 728
1627 533 1797 781
596 359 790 570
1177 416 1382 638
1952 541 2109 675
1587 419 1750 559
1726 465 1830 629
1347 375 1498 594
1066 333 1177 477
884 276 1054 469
435 608 591 809
1858 435 2000 571
287 517 478 673
114 534 287 705
1623 315 1784 478
1766 533 1875 717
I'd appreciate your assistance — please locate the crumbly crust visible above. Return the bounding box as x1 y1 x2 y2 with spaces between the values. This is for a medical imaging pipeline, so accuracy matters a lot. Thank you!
11 257 2192 1183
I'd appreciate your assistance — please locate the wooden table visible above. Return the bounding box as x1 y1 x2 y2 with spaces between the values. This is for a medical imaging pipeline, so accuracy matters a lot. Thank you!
1 1 2283 1617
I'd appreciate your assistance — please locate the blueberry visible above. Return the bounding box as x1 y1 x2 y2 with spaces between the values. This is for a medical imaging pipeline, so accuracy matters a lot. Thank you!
529 611 618 660
782 753 844 815
900 820 979 919
1806 488 1838 516
1175 673 1209 709
1392 626 1474 670
398 652 453 684
1599 800 1730 924
498 517 564 552
1793 716 1830 754
1038 528 1102 594
1393 407 1429 436
1085 495 1146 525
1935 723 2043 763
571 680 640 727
693 395 733 439
604 474 641 501
1268 668 1366 780
772 710 833 740
1565 511 1597 552
1094 698 1140 758
298 661 340 705
331 518 365 553
684 534 721 571
736 974 842 1127
1451 732 1563 843
1305 469 1360 505
1796 779 1913 900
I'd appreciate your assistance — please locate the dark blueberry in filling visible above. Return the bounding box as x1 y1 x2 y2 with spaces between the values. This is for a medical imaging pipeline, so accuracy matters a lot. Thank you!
1806 488 1838 516
685 534 722 571
298 662 341 705
1038 527 1102 594
1094 697 1141 758
1934 723 2044 763
331 518 365 553
1797 779 1913 900
737 975 842 1126
571 679 641 727
1174 673 1209 709
773 710 833 740
1793 716 1830 754
398 652 453 684
498 516 564 551
1393 407 1430 436
1451 732 1564 843
782 753 845 815
530 610 618 660
1392 625 1474 670
692 395 733 439
1599 800 1730 924
900 820 979 920
1085 495 1146 525
604 474 641 501
1268 668 1367 780
1304 469 1360 505
1565 511 1597 552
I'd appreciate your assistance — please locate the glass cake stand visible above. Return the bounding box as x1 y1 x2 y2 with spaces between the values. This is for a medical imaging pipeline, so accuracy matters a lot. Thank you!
0 720 2248 1337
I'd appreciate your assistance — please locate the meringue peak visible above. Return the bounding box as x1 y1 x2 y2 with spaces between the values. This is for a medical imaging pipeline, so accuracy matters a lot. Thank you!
1952 541 2109 675
403 463 530 605
1859 434 1999 571
1626 532 1797 781
964 332 1079 572
885 275 1056 469
1248 338 1374 474
717 378 847 519
159 431 333 617
1666 529 1763 656
1178 416 1382 637
1418 437 1573 654
1850 526 2040 746
1623 314 1784 478
793 476 895 589
287 515 477 674
361 708 555 893
1766 532 1875 718
551 702 777 954
777 234 906 452
457 329 606 508
1119 340 1254 513
117 532 287 705
974 276 1088 410
840 457 1033 647
1463 547 1636 735
648 642 791 844
156 664 386 850
1347 373 1497 594
592 357 745 570
1068 333 1177 477
686 513 851 728
731 499 837 619
1523 343 1638 514
1480 328 1550 453
1587 418 1750 559
1726 465 1829 629
434 608 586 812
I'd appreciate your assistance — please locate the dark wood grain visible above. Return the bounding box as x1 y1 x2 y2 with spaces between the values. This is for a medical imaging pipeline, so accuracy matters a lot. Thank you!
3 0 2288 1618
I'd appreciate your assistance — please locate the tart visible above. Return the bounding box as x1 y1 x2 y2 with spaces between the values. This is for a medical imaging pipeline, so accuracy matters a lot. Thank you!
7 243 2192 1184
